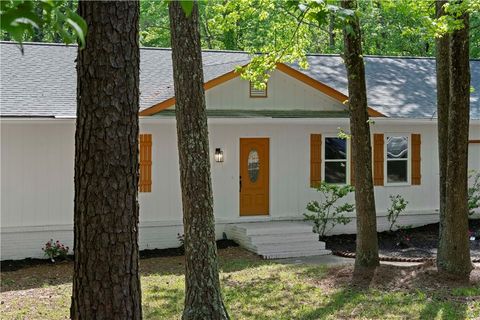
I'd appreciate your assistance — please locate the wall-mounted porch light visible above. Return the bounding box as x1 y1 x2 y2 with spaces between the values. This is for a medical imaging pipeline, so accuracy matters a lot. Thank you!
214 148 224 162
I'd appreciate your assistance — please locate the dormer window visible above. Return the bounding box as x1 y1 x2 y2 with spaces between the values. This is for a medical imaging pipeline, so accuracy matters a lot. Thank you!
249 81 268 98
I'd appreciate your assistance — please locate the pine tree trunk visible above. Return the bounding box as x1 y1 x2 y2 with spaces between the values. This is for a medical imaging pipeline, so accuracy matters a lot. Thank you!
168 2 229 319
328 14 335 49
435 0 450 271
341 0 379 268
71 1 142 319
437 10 472 278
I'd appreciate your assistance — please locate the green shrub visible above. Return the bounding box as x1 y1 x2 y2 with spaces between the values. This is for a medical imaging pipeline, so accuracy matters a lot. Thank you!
304 182 355 237
387 194 408 232
468 170 480 215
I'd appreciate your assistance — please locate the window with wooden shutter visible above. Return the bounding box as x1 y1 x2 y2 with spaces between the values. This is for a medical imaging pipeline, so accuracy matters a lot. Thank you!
411 133 421 185
310 134 322 187
249 81 267 98
139 134 152 192
373 133 384 186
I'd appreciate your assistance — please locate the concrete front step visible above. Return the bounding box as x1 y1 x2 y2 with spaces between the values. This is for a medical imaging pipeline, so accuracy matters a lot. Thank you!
261 249 331 260
225 221 331 259
239 225 313 236
248 233 319 244
254 241 326 253
255 245 326 255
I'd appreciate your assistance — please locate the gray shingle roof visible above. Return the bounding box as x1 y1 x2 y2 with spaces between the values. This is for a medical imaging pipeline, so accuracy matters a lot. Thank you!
1 41 479 119
297 56 480 119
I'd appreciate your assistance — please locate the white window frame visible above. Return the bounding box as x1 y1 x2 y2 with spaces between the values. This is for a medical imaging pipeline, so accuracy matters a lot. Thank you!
384 133 411 186
322 135 350 185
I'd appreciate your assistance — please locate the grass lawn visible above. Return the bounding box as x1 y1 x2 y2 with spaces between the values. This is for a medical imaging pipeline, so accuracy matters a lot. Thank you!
1 247 479 319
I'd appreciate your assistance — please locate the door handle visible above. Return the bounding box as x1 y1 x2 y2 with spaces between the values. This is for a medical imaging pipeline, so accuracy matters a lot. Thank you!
239 176 242 192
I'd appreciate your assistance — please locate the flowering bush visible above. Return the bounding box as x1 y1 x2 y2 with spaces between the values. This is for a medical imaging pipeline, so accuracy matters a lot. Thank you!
42 239 69 262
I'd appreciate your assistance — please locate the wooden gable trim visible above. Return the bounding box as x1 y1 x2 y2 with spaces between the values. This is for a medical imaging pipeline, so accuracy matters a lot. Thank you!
275 63 385 118
139 62 386 117
139 68 241 116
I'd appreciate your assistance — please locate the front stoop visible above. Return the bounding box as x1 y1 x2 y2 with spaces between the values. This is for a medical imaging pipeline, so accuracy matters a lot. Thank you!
225 221 331 259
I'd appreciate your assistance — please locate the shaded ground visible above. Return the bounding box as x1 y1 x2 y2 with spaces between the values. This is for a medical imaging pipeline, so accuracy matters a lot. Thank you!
0 239 238 272
324 219 480 259
1 247 479 319
0 244 249 292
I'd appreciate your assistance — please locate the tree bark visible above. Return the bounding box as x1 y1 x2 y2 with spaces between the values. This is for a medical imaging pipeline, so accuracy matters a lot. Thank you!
168 2 229 320
435 0 450 272
437 9 472 278
328 13 335 49
341 0 379 268
71 1 142 319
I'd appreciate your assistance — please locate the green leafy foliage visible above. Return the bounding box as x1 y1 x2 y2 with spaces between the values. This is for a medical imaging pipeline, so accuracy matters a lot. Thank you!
3 1 479 58
180 0 194 17
386 194 409 232
468 170 480 216
0 0 86 49
336 127 351 140
304 182 355 237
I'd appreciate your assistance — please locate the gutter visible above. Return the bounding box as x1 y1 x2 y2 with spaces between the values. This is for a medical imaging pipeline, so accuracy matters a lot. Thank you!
1 116 480 125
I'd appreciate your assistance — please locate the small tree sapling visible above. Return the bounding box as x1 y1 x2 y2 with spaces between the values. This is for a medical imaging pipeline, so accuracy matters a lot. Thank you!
387 194 408 232
304 182 355 238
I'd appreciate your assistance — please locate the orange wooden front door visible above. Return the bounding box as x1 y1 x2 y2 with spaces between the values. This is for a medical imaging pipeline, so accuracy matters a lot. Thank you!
240 138 269 216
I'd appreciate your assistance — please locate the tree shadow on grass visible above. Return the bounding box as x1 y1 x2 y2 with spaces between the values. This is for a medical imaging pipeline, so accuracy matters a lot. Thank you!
1 247 265 292
298 287 364 320
296 263 475 320
296 266 374 319
418 299 469 320
143 285 184 319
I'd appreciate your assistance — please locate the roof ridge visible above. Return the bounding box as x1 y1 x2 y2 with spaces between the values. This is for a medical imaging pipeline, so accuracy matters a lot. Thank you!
0 41 250 54
2 41 479 61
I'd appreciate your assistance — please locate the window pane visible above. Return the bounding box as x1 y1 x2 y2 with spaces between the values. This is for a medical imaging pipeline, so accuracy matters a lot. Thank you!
248 149 260 183
387 160 408 183
325 138 347 160
325 161 347 184
387 136 408 159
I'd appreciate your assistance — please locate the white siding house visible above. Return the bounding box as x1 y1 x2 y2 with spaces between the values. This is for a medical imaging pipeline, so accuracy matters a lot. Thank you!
1 42 479 260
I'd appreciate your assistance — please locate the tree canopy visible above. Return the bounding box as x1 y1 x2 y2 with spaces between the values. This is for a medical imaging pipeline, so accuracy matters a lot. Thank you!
2 0 478 59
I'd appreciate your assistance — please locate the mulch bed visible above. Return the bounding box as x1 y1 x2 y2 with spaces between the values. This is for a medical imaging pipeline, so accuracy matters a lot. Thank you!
323 219 480 260
0 239 238 273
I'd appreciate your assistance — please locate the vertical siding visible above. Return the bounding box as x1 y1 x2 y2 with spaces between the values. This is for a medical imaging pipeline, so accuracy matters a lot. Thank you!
2 119 479 259
1 121 75 228
205 70 346 111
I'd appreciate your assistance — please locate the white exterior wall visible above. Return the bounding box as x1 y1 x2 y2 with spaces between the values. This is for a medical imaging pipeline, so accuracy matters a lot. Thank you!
2 118 479 260
206 70 347 111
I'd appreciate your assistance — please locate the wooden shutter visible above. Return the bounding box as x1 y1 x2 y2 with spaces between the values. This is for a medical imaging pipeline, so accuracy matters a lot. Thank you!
411 133 421 185
139 134 152 192
373 133 384 186
310 134 322 187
